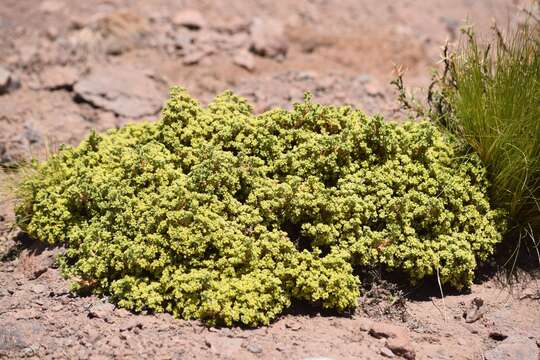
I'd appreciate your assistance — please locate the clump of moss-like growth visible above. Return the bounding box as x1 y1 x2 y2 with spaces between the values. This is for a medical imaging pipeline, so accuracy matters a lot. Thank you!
15 87 505 326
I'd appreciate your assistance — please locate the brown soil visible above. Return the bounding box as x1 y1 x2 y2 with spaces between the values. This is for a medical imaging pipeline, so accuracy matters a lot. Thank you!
1 0 539 359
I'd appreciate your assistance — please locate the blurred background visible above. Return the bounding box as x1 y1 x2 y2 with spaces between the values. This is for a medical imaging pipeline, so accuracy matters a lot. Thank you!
0 0 526 164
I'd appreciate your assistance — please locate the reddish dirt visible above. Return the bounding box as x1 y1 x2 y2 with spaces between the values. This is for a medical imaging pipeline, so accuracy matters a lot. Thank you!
1 0 539 359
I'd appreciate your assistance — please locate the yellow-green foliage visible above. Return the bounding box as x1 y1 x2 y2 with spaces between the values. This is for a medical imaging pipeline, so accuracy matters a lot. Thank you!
15 87 505 326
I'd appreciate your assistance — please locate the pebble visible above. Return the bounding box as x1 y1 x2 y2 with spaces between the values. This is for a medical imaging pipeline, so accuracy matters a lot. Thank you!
45 26 59 41
246 343 263 354
381 347 396 358
21 347 36 357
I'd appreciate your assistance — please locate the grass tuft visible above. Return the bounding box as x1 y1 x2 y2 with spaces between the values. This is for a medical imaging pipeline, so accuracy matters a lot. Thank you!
429 20 540 245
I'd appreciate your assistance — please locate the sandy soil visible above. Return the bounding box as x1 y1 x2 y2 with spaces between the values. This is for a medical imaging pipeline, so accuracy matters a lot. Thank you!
1 0 539 359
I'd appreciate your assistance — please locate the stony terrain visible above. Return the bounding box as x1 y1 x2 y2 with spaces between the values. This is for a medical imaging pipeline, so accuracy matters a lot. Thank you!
1 0 539 359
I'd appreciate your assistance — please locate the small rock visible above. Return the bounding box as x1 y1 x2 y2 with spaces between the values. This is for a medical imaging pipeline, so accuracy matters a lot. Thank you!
440 16 460 41
39 0 64 13
172 10 206 30
85 327 103 345
489 331 508 341
119 320 143 332
0 67 11 90
74 65 165 118
23 122 42 145
104 39 126 56
246 343 263 354
114 308 132 318
18 45 38 65
484 336 538 360
233 49 255 71
173 32 194 50
369 323 415 360
519 288 540 300
45 26 59 41
107 335 124 349
464 297 485 323
365 81 384 97
0 325 29 351
285 322 302 331
218 18 251 34
51 304 63 312
0 66 19 95
381 347 396 358
39 66 79 90
388 335 415 360
24 248 63 280
30 284 47 294
89 10 149 56
88 302 115 321
249 17 288 59
358 318 373 331
21 347 35 357
369 322 408 340
183 49 212 65
205 337 243 358
356 73 372 84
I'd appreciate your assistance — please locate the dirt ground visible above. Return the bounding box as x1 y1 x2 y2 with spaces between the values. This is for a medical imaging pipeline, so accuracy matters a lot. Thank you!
1 0 539 359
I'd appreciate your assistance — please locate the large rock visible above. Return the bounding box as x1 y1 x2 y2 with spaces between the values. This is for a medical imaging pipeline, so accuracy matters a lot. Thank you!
74 66 165 118
249 18 288 59
484 336 538 360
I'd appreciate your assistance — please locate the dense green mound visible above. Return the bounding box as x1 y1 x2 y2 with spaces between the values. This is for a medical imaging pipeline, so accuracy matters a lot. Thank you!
16 87 504 326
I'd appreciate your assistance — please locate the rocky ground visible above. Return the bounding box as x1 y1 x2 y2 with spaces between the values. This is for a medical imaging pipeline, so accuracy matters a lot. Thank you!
1 0 539 359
